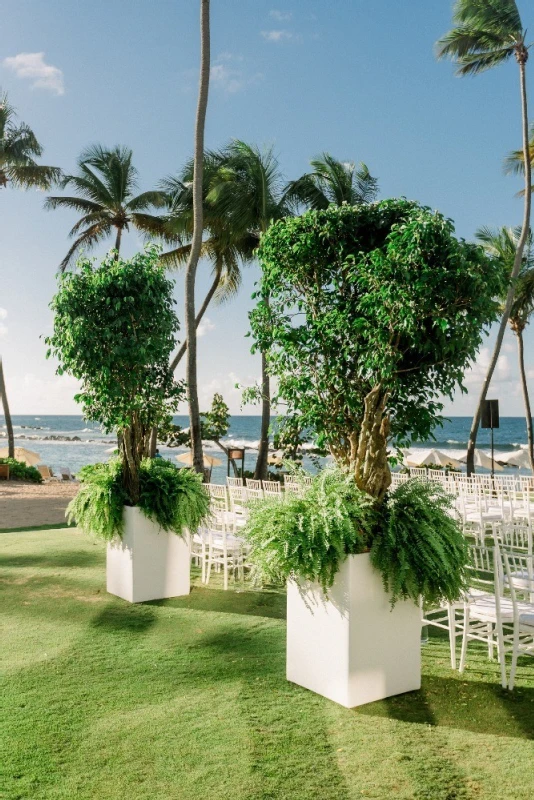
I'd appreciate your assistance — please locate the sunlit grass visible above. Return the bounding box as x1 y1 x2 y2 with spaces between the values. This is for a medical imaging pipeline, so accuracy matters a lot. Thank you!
1 529 533 800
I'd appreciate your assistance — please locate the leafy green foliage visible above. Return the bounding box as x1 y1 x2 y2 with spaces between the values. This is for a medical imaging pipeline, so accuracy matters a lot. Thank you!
243 468 378 593
251 201 503 464
67 461 127 541
436 0 526 77
0 87 61 190
138 459 209 534
0 458 42 483
165 393 230 447
370 480 469 607
68 459 209 541
45 144 166 271
46 246 184 502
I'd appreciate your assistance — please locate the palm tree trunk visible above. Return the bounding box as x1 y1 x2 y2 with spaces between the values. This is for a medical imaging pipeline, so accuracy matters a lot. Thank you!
170 263 221 373
516 328 534 471
466 57 531 475
185 0 210 475
114 227 122 259
148 264 221 458
254 351 270 480
0 357 15 458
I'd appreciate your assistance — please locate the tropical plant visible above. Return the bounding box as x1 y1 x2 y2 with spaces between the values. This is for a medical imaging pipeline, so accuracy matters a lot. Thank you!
208 140 292 480
157 153 256 373
504 122 534 194
67 458 208 541
184 0 211 475
0 88 61 190
284 152 378 210
243 468 377 593
370 480 469 607
476 225 534 470
46 247 184 503
250 200 503 500
0 458 42 483
45 144 165 271
436 0 532 475
0 356 14 458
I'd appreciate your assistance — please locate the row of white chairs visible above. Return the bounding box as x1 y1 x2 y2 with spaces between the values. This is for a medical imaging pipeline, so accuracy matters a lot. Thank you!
423 526 533 690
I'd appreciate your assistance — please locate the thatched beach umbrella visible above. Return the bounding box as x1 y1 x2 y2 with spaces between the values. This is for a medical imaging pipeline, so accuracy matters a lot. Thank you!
0 446 41 466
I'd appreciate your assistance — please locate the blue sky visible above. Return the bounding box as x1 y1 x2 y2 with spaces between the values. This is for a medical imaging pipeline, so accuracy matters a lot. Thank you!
0 0 531 415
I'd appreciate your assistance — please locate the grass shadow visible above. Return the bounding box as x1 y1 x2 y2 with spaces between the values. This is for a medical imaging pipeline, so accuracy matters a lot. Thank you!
91 603 157 635
147 580 286 621
0 550 102 569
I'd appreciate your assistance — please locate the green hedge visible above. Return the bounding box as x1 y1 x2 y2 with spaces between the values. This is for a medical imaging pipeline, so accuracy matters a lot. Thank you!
0 458 43 483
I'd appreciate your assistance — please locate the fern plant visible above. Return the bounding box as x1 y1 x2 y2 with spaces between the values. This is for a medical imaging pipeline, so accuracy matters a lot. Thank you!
243 468 378 593
68 459 209 541
67 460 127 541
370 479 469 607
138 458 209 534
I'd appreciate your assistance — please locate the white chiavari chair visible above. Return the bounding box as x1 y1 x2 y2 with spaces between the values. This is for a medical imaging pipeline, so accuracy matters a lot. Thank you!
409 467 427 479
500 547 534 689
262 480 282 498
458 543 507 689
227 476 244 488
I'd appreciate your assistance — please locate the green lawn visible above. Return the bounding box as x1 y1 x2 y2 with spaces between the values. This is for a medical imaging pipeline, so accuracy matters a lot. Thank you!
1 530 533 800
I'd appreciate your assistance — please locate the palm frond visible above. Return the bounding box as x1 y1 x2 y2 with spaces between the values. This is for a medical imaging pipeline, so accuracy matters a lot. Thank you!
59 222 113 272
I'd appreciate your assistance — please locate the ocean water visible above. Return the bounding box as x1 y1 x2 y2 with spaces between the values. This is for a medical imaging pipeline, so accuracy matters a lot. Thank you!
0 415 532 482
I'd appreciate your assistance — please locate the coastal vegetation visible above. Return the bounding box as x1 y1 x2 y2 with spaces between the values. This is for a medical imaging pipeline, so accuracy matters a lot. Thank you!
437 0 532 475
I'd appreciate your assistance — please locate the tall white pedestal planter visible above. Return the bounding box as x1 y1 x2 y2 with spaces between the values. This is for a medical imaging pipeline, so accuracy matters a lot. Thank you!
106 506 190 603
287 552 421 708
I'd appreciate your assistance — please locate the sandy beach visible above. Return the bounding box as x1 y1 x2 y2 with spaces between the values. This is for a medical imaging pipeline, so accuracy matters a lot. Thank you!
0 481 79 530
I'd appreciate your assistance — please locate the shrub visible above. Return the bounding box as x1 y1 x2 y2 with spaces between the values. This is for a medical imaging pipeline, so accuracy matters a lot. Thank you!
0 458 42 483
370 479 469 607
243 468 378 593
68 459 209 542
243 471 468 605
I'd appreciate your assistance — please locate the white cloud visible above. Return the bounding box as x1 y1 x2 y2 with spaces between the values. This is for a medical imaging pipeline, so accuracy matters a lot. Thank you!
261 29 294 42
270 10 292 22
0 307 7 338
197 317 215 337
210 53 262 94
3 52 64 95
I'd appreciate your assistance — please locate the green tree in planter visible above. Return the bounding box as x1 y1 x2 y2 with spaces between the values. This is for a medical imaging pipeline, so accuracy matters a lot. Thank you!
250 200 503 501
46 246 183 503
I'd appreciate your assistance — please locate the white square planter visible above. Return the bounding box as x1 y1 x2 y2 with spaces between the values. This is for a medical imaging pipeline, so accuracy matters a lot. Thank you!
287 552 421 708
106 506 190 603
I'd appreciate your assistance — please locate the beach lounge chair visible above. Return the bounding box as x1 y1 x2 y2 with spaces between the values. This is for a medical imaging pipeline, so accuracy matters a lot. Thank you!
59 466 77 482
37 465 61 482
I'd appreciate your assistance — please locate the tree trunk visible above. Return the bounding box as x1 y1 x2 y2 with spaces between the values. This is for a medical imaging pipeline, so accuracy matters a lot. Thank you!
0 357 15 458
466 57 531 475
254 351 270 480
353 385 391 500
148 264 222 457
170 262 222 373
516 328 534 471
114 226 122 258
185 0 210 475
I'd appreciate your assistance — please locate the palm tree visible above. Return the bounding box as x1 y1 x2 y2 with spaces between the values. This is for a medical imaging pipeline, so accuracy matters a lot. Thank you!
0 356 14 458
284 153 378 209
156 153 255 373
477 226 534 471
184 0 211 474
208 140 292 479
0 89 61 190
504 123 534 194
436 0 532 476
45 144 165 271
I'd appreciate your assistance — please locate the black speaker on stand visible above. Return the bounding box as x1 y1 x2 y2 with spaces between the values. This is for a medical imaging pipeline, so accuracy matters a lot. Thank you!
481 399 499 479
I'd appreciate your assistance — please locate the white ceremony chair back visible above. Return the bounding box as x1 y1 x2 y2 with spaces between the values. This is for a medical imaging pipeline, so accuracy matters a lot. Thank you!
501 548 534 689
245 478 264 501
227 476 243 488
262 480 282 498
409 467 427 479
459 542 507 688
